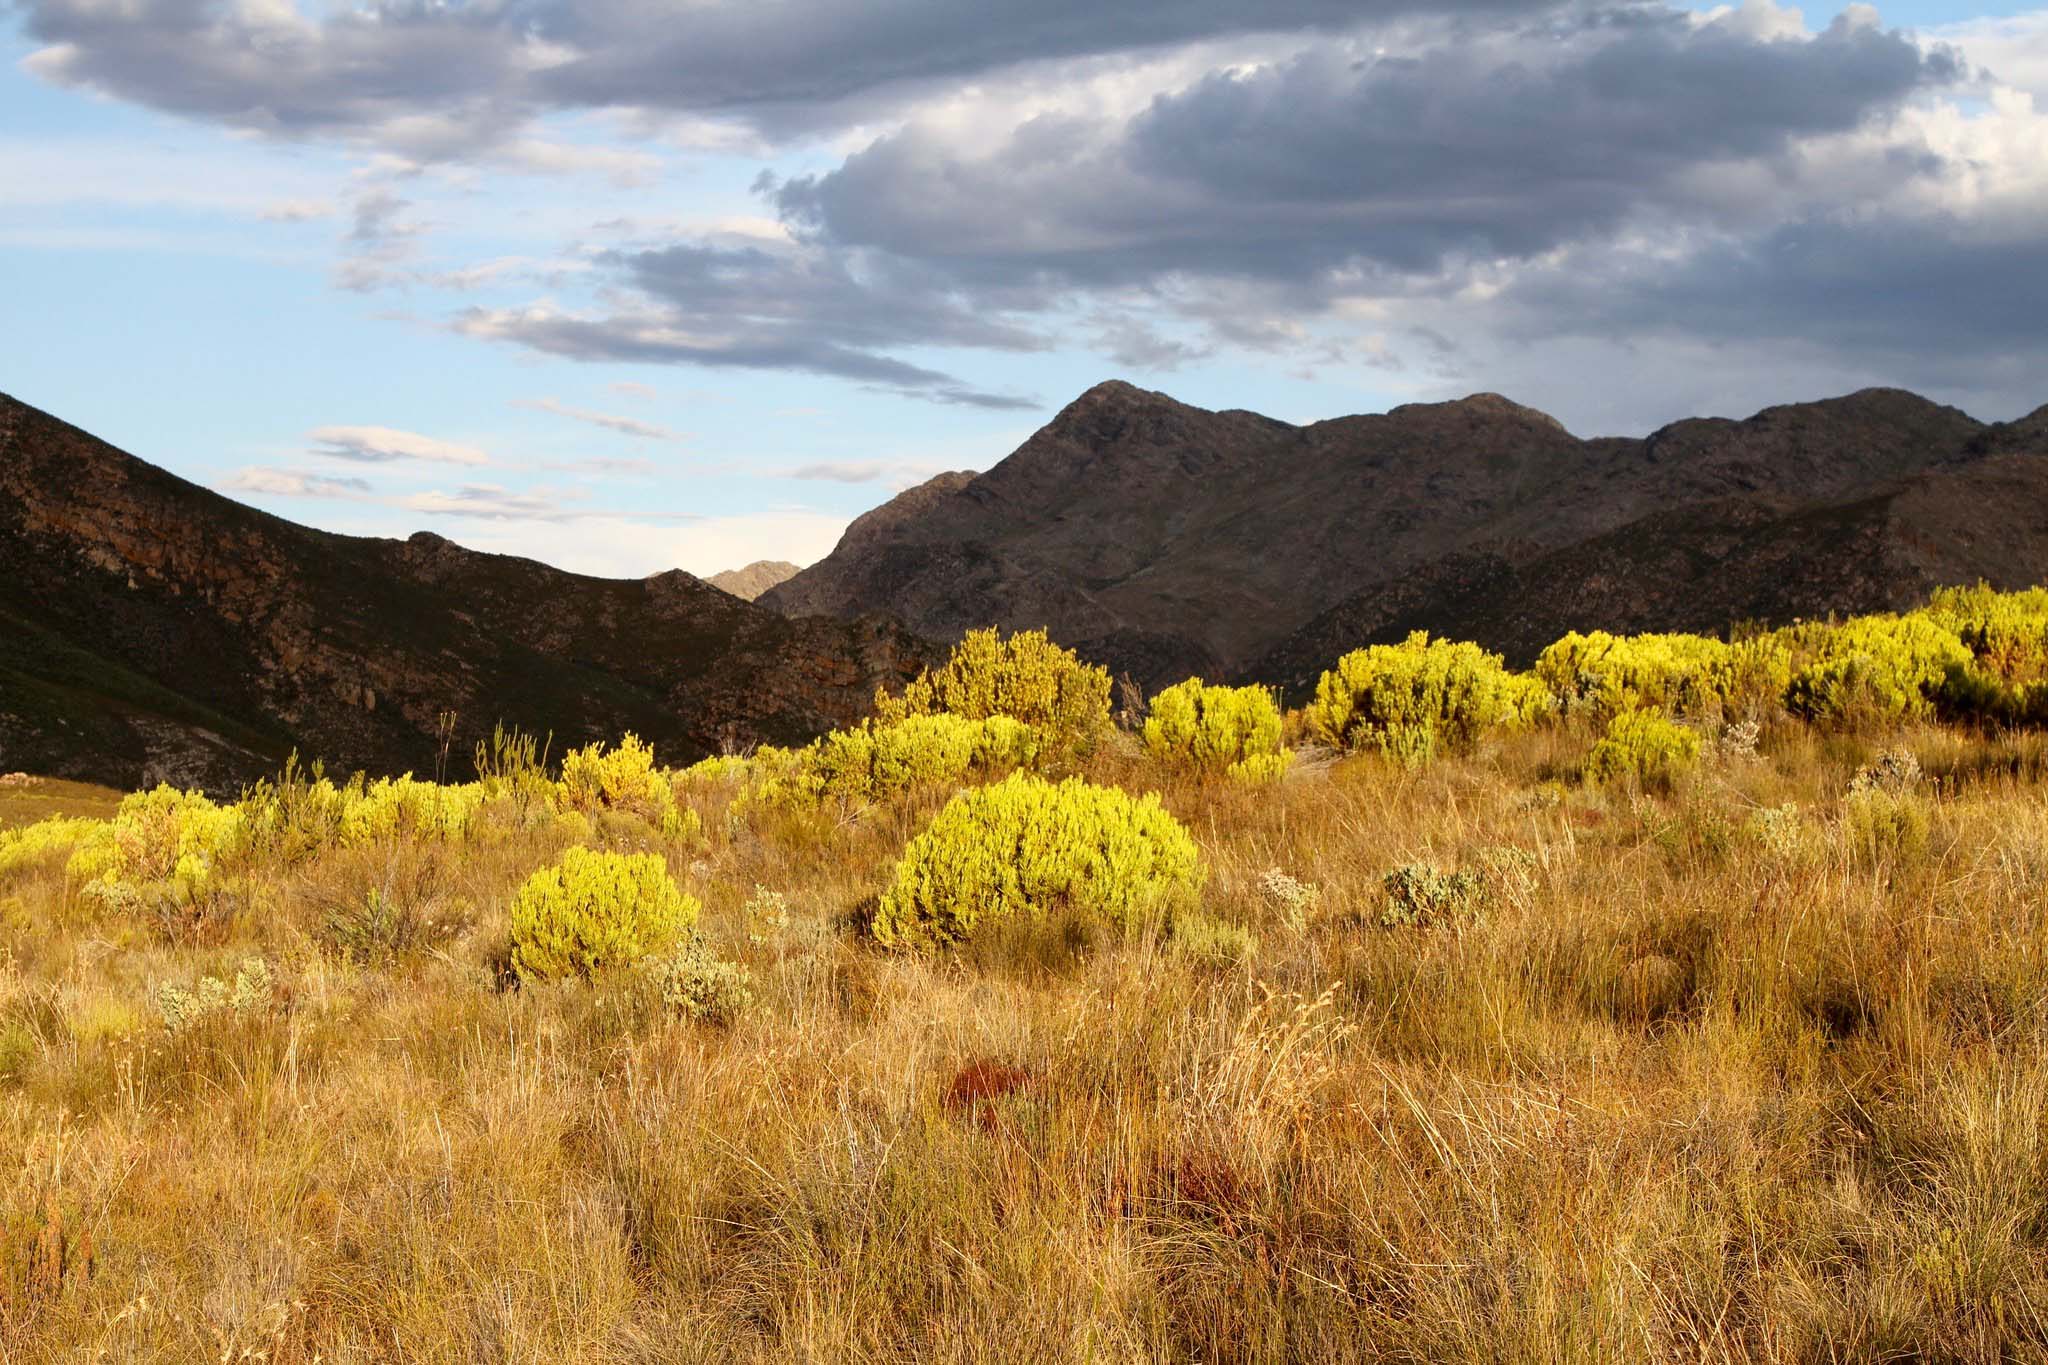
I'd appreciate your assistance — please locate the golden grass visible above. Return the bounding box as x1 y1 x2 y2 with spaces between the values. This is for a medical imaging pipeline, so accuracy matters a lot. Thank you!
5 725 2048 1360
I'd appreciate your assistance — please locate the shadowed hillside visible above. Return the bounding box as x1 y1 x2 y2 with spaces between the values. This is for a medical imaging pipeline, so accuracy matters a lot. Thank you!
0 393 937 790
766 381 2048 692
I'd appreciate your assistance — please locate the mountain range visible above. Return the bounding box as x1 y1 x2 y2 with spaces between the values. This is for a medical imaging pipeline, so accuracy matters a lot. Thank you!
8 378 2046 789
766 380 2048 701
0 393 931 790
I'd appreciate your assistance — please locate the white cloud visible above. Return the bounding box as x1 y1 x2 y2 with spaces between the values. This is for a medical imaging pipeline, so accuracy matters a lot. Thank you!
512 396 689 441
446 510 854 578
309 425 492 465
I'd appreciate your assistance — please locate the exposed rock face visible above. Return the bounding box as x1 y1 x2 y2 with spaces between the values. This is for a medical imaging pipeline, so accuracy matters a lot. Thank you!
706 560 801 601
765 379 2047 691
0 393 938 791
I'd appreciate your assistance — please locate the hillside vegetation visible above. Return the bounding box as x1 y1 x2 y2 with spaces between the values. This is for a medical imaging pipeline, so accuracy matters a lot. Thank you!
9 594 2048 1358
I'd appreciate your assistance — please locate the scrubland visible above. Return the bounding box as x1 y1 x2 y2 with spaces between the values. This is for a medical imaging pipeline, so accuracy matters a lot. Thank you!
7 593 2048 1361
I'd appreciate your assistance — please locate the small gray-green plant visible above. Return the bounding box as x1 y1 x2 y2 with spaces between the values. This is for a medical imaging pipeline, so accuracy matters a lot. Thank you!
157 958 273 1034
1380 863 1485 929
1257 867 1322 931
651 936 755 1026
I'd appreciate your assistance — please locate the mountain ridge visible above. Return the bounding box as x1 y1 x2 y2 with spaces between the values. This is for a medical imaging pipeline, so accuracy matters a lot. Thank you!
764 379 2046 691
0 392 936 790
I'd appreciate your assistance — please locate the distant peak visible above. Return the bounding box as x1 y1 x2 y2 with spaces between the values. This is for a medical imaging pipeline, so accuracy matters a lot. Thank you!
1388 392 1571 435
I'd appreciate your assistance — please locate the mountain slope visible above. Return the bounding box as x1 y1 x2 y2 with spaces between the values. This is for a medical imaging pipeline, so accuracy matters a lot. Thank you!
764 380 2042 690
706 560 801 601
0 393 935 790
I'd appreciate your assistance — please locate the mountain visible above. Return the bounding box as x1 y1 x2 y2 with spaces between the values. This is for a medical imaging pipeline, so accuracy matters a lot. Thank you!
0 393 936 791
707 560 801 601
763 381 2048 693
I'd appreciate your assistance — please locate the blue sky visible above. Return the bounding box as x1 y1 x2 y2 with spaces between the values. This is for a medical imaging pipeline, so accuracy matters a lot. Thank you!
3 0 2045 578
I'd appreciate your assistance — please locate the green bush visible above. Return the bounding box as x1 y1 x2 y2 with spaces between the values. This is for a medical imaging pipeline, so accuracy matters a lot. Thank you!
1143 678 1289 781
1585 710 1703 790
747 714 1039 812
873 773 1203 951
1783 614 1971 724
1379 863 1485 929
557 734 698 839
1302 632 1548 763
874 627 1112 758
507 846 699 983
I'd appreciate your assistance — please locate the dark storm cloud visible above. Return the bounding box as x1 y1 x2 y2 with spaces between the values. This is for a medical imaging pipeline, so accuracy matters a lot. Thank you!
9 0 1543 152
1504 216 2048 375
776 11 1962 284
451 237 1047 409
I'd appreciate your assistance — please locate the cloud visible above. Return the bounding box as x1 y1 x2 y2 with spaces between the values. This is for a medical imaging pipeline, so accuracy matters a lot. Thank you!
783 460 969 489
608 381 658 400
512 396 687 441
447 509 856 579
309 425 491 466
10 0 1533 159
400 483 699 523
259 198 335 223
221 467 375 499
777 7 1961 287
453 252 1043 410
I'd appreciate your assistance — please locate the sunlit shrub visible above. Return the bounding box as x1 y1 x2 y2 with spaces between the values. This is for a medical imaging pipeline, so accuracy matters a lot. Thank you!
558 733 698 839
0 817 102 878
747 714 1039 811
1143 678 1290 781
1585 710 1703 790
873 772 1203 951
1302 632 1547 763
874 627 1112 759
507 846 698 983
1535 630 1789 720
337 776 488 846
67 786 246 896
1927 583 2048 684
1783 614 1971 724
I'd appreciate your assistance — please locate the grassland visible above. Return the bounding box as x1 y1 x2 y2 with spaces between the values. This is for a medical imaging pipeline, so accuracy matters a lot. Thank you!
6 707 2048 1362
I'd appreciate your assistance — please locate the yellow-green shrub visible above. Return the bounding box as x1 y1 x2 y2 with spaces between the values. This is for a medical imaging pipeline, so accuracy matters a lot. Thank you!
1927 583 2048 683
67 786 246 894
1143 679 1289 781
1586 710 1703 790
873 773 1203 951
874 627 1112 758
748 714 1039 811
1784 614 1971 724
1536 630 1789 719
558 733 697 838
336 776 487 846
1302 632 1547 763
507 846 698 983
0 816 102 877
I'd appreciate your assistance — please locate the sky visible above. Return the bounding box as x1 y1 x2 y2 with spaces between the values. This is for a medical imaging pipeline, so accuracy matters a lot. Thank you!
2 0 2044 580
